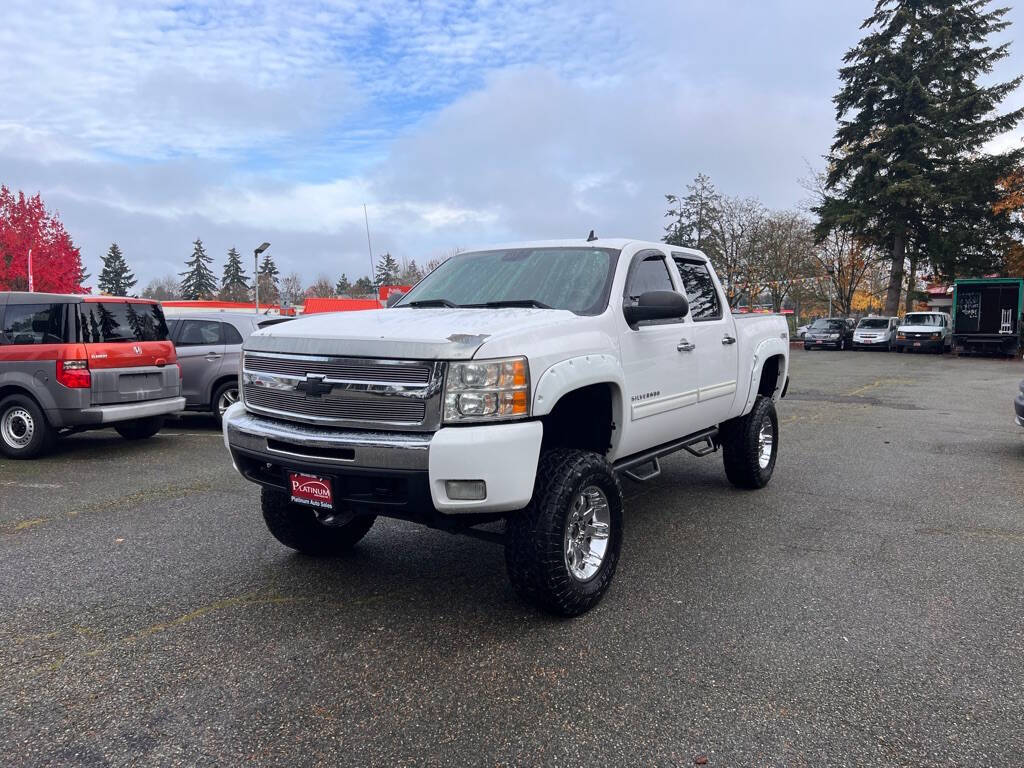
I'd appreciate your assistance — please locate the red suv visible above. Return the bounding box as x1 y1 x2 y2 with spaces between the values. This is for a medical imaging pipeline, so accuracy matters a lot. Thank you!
0 292 184 459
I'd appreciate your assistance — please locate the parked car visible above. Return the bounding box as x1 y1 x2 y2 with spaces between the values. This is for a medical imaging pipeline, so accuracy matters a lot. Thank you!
853 316 899 350
223 238 790 616
895 311 952 354
796 323 810 339
166 311 290 424
0 292 183 459
1015 378 1024 427
803 317 855 350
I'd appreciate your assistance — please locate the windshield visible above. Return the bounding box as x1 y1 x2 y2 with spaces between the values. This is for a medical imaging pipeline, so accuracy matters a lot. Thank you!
79 302 169 343
396 247 620 314
858 318 890 329
903 313 942 327
810 319 843 330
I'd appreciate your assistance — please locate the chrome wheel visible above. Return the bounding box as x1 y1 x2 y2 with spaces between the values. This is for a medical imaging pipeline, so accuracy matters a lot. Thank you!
757 418 774 469
217 386 238 416
564 485 611 582
1 407 35 449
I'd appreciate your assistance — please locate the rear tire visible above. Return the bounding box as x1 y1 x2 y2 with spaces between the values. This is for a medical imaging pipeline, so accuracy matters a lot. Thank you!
720 395 778 490
212 380 239 427
0 394 55 459
261 486 376 556
505 449 623 617
114 415 165 440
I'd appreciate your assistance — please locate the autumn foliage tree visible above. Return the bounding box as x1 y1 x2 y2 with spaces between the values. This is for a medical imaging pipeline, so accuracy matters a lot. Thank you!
0 186 86 293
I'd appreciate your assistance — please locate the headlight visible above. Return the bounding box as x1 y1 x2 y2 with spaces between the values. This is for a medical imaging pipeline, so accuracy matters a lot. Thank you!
931 332 941 340
897 332 906 339
444 356 529 423
829 333 840 339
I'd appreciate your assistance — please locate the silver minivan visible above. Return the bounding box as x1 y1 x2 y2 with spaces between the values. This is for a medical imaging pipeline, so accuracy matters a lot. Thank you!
166 312 290 424
853 316 899 350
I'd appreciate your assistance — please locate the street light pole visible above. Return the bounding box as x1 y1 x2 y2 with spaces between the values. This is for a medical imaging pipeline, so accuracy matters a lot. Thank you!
254 242 270 313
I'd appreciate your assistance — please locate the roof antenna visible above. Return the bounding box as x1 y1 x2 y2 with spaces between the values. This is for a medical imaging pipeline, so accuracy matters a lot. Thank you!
586 230 598 242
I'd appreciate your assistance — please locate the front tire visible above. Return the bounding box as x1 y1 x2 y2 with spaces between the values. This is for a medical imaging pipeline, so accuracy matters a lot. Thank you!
0 394 55 459
720 395 778 490
261 486 376 556
505 449 623 617
114 415 165 440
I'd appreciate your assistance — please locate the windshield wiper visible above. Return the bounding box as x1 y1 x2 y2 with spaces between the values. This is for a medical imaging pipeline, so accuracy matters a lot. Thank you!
405 299 459 308
463 300 552 309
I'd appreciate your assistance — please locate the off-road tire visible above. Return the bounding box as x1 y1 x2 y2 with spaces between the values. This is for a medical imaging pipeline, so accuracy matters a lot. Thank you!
505 449 623 617
0 394 55 459
720 395 778 490
114 415 165 440
261 486 376 556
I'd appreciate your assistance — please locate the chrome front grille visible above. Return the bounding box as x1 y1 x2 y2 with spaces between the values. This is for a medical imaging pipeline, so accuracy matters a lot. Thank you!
244 353 431 384
242 352 443 431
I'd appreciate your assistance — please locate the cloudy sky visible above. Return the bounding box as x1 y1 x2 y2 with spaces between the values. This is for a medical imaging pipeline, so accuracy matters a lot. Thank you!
2 0 1023 289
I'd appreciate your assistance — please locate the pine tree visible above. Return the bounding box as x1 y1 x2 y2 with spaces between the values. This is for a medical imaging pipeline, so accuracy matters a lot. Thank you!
400 259 423 284
179 238 217 300
257 252 280 304
353 276 374 295
97 242 137 296
664 173 721 257
220 247 249 302
820 0 1024 313
374 252 401 285
335 273 351 295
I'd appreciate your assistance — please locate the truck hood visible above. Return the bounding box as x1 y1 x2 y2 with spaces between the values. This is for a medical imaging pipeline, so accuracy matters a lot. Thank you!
245 307 581 360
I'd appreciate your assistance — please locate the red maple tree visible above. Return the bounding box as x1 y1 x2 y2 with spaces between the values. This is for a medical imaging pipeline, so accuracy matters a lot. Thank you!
0 186 87 293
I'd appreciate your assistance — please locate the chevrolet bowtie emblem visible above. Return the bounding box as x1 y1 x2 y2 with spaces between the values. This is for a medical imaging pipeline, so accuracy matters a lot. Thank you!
295 374 333 398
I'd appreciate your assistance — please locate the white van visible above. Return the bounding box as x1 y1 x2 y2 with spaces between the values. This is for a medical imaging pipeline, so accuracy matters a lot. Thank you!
895 311 953 354
853 316 899 350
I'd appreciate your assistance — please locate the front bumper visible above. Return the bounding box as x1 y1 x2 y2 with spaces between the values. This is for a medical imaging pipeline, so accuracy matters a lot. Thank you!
804 338 841 349
223 404 543 516
61 396 186 426
853 336 890 348
894 337 943 352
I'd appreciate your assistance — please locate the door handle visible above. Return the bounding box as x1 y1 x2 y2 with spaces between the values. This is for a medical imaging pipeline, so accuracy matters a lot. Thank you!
205 354 222 361
722 335 737 345
677 339 696 352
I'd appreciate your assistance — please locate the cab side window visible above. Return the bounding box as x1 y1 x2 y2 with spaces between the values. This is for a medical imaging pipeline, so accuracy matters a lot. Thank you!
672 257 722 321
0 303 67 345
222 322 244 345
176 319 222 346
625 251 674 302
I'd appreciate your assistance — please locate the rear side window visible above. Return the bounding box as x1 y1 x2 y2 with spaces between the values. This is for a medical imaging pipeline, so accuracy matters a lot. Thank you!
222 323 244 345
176 319 222 346
672 257 722 321
79 302 169 343
0 303 67 345
625 251 674 301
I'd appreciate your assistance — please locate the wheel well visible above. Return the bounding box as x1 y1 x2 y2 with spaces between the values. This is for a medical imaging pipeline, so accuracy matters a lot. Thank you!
540 384 614 455
209 374 239 404
0 384 41 407
757 355 784 398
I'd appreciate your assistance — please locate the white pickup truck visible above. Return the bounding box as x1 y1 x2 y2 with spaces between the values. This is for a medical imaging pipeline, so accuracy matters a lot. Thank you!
223 239 790 615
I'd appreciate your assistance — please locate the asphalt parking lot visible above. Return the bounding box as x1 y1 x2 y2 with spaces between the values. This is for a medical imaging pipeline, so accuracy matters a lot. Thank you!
2 349 1023 767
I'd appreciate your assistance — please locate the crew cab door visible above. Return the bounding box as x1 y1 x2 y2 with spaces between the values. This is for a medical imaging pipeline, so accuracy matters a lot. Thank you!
616 248 703 457
671 254 739 426
172 319 227 406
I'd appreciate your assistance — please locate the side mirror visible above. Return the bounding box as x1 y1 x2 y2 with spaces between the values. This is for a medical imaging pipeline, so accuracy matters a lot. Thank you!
623 291 689 326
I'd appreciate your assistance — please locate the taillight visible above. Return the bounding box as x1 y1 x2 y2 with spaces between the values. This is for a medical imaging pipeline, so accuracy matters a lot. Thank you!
57 359 91 389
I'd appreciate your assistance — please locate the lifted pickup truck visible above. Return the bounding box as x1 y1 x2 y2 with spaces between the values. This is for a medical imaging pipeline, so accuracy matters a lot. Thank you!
223 239 789 615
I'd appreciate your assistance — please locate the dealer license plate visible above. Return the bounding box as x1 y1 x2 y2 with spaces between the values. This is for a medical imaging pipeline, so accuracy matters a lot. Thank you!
289 473 334 509
914 342 921 347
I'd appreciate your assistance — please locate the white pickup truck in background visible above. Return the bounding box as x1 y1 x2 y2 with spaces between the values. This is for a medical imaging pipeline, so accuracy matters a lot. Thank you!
223 238 790 615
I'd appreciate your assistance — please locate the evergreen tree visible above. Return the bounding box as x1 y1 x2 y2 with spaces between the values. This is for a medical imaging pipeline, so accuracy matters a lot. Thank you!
664 173 722 257
353 276 374 295
400 259 423 284
820 0 1024 313
179 238 217 300
220 247 249 302
257 251 280 304
335 273 352 295
374 252 401 285
97 242 137 296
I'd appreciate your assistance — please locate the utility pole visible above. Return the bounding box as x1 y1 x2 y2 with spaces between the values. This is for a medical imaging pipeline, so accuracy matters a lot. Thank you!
27 247 33 292
363 203 375 300
254 242 270 313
